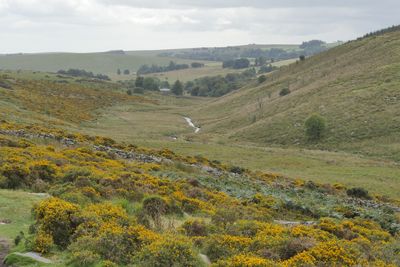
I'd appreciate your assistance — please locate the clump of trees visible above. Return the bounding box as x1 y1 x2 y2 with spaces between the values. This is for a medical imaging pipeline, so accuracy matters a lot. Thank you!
300 40 326 55
137 61 190 75
305 114 326 141
258 64 277 74
137 61 205 75
186 68 256 97
171 80 183 95
222 58 250 69
191 62 205 68
57 69 110 81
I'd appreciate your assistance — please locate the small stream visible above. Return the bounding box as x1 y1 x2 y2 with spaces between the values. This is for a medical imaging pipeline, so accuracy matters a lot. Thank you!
183 117 200 133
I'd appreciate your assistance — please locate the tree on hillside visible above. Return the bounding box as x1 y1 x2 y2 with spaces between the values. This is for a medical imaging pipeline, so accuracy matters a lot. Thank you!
123 69 130 75
191 62 205 68
172 80 183 95
135 76 144 88
222 58 250 69
143 77 160 91
160 80 170 89
258 75 267 83
255 56 267 66
305 114 326 141
117 69 121 75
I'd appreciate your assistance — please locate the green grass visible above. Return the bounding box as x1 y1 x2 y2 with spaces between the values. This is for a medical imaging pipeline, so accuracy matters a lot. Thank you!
189 30 400 161
78 93 209 140
4 253 50 266
0 52 210 77
0 190 47 241
72 96 400 198
122 139 400 199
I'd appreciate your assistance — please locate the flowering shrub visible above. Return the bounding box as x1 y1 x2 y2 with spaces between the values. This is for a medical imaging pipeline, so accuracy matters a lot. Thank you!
34 197 79 248
138 235 201 267
0 120 398 266
33 231 54 254
204 234 252 261
212 254 275 267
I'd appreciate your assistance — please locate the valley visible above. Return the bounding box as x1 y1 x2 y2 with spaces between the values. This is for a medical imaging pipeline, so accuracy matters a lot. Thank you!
0 26 399 266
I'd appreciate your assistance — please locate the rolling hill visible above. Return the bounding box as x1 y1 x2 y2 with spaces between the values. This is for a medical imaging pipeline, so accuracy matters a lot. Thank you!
192 29 400 161
0 43 338 81
0 51 203 77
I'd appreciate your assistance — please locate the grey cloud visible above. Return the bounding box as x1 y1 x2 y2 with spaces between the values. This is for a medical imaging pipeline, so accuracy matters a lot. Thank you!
0 0 398 53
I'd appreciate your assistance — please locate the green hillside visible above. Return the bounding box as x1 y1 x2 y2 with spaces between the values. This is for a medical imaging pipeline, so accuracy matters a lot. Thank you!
192 30 400 161
0 43 338 80
0 52 203 77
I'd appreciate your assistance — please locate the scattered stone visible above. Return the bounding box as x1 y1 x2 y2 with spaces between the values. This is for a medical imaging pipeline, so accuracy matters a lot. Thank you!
199 253 211 266
0 219 11 225
274 220 316 226
13 252 52 264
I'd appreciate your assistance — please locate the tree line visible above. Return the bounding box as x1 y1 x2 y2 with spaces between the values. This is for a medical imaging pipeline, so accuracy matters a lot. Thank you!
158 40 328 62
57 69 110 81
136 61 204 75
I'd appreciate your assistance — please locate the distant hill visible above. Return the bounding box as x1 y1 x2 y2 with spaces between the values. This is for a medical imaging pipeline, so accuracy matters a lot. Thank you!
193 29 400 161
0 52 202 77
0 42 340 78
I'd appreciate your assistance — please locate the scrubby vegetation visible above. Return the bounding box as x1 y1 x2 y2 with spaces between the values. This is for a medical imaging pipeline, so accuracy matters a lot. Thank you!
57 69 110 81
0 120 399 266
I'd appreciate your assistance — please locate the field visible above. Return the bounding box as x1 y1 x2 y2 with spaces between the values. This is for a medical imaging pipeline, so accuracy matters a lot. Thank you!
0 52 210 78
76 97 400 198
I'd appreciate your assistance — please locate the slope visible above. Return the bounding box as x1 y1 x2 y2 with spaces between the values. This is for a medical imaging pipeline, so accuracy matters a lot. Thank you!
193 29 400 161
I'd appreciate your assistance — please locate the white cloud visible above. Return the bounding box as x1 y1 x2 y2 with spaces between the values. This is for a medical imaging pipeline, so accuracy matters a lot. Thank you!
0 0 399 52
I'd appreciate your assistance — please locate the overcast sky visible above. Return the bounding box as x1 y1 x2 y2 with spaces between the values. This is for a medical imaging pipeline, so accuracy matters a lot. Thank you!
0 0 399 53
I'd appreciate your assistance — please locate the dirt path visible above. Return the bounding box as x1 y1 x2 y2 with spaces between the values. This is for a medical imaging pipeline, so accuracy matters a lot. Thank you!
0 238 9 267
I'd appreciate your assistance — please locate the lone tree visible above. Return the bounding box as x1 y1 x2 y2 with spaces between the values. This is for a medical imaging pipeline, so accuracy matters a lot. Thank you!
258 75 267 83
123 69 130 75
172 80 183 95
117 68 121 75
305 114 326 141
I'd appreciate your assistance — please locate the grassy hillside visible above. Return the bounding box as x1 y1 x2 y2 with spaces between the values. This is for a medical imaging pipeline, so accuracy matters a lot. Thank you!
0 52 208 77
192 30 400 161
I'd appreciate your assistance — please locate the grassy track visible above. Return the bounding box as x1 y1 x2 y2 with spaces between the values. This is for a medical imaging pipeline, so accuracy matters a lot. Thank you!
0 190 47 240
